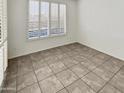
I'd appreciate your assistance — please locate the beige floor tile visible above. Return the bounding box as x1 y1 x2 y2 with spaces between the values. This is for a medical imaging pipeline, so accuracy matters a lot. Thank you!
90 57 106 65
44 55 59 64
1 80 7 93
7 60 18 75
67 79 95 93
110 57 124 65
30 52 43 62
110 67 124 92
59 46 71 53
65 43 79 50
17 83 41 93
57 89 68 93
48 48 63 55
80 58 98 70
32 59 45 70
56 69 79 87
1 90 7 93
49 61 67 74
82 72 106 92
99 84 121 93
39 75 64 93
79 49 99 58
6 78 16 93
17 72 37 91
102 58 124 73
79 46 91 51
74 48 84 53
56 53 69 59
70 64 90 78
17 56 31 62
35 63 53 81
61 58 79 67
93 65 114 81
91 52 111 65
41 50 53 58
65 51 78 57
73 55 86 62
17 61 33 76
6 63 17 80
93 53 111 62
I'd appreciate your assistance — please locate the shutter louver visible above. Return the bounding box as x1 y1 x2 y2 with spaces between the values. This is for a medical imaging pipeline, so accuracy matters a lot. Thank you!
0 0 8 87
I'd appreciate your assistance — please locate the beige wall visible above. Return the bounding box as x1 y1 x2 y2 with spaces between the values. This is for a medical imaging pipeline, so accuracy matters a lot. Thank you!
8 0 77 59
77 0 124 60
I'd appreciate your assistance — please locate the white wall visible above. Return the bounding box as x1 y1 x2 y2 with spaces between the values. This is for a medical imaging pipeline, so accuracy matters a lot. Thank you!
77 0 124 60
8 0 77 59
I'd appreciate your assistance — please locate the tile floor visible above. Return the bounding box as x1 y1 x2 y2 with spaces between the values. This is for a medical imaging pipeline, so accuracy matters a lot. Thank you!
1 43 124 93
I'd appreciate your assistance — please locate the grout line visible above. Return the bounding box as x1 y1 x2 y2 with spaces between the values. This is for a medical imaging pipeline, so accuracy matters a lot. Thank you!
16 82 38 93
96 65 124 93
45 61 66 93
54 57 97 92
30 59 43 93
16 57 45 93
63 56 121 93
67 65 97 92
56 87 69 93
16 63 18 93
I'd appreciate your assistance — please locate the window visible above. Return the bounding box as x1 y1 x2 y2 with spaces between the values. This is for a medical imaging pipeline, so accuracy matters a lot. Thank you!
28 0 66 39
28 0 39 39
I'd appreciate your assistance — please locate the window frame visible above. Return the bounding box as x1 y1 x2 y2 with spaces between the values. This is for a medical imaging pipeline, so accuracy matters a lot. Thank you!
27 0 67 40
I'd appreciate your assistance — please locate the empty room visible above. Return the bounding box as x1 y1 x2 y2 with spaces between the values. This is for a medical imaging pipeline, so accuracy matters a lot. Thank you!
0 0 124 93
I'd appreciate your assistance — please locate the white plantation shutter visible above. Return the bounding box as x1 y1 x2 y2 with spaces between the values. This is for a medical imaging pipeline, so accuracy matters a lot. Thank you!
0 0 2 42
3 0 7 40
0 0 3 85
0 46 4 87
0 0 7 43
28 0 66 39
1 0 7 71
0 0 7 87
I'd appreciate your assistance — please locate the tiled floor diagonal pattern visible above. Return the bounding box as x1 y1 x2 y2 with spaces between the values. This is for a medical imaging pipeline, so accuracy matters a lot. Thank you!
2 43 124 93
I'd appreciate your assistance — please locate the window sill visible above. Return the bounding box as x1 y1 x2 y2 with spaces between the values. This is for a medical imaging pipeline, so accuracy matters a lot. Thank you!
27 33 66 41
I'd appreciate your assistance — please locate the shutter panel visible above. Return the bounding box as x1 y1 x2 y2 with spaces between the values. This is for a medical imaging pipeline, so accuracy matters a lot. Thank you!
0 46 4 86
2 0 7 40
0 0 8 87
0 0 7 87
0 0 2 43
2 0 7 71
